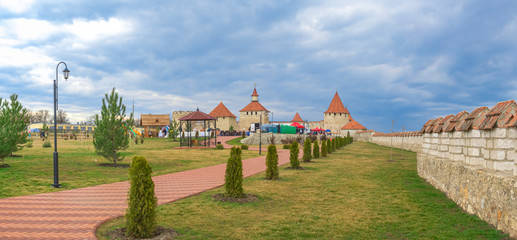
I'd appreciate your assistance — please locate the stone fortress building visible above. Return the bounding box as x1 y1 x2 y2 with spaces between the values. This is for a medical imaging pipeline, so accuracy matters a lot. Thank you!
237 87 270 130
208 102 238 131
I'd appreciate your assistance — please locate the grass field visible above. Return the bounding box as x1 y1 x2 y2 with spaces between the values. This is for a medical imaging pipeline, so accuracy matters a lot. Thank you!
96 141 509 239
0 137 259 198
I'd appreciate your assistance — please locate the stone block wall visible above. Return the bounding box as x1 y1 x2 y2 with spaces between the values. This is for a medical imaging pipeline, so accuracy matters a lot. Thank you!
355 131 423 152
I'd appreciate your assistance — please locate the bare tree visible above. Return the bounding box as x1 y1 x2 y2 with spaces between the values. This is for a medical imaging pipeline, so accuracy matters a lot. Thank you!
85 114 97 125
56 109 69 124
30 109 51 124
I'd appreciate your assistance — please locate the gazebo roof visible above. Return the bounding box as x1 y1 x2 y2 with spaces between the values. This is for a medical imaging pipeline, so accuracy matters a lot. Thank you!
178 109 216 121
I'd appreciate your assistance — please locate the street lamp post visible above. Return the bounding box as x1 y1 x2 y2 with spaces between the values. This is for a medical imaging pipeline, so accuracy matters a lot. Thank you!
52 62 70 188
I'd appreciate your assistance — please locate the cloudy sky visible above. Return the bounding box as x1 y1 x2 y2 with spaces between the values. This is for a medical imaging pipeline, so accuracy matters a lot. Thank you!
1 0 517 132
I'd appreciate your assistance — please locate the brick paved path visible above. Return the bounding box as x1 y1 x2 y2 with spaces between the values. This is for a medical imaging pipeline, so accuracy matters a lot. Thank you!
0 136 292 239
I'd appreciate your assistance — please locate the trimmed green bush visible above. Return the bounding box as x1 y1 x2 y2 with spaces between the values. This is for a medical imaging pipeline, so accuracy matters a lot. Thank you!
125 156 157 238
26 141 33 148
327 139 332 154
225 147 244 198
313 140 319 159
283 144 291 149
321 140 327 157
265 145 279 180
42 141 51 148
241 144 249 150
289 141 300 169
215 144 224 150
332 138 336 152
303 138 312 162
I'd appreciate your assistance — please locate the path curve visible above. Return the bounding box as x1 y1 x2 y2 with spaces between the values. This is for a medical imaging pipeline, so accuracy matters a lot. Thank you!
0 136 292 239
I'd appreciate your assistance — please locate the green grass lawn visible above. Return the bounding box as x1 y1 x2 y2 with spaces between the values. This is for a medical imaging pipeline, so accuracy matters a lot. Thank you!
96 142 509 239
226 137 243 145
0 137 259 198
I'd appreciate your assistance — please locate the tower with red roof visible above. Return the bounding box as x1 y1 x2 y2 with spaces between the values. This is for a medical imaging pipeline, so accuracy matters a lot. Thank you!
209 101 238 131
239 86 269 130
323 91 352 134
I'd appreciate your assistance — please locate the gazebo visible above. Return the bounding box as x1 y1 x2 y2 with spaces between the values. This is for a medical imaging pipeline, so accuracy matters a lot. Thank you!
178 108 217 147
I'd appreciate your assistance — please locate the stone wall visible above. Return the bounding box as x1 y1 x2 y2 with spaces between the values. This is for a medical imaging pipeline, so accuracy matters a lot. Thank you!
323 112 350 134
238 111 269 131
215 116 238 131
355 131 423 152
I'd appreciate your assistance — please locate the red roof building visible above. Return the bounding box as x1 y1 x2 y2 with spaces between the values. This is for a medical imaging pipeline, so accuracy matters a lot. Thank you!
209 101 236 118
324 92 350 114
341 119 367 130
291 112 304 123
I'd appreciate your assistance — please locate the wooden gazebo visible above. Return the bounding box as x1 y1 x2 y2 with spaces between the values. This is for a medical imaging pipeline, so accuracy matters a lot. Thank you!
178 108 217 147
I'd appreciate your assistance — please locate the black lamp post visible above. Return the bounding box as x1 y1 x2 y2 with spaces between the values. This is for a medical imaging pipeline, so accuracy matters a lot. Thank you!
52 61 70 188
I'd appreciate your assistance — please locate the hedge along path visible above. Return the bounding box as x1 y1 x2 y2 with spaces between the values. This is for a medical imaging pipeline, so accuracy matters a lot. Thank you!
0 136 295 240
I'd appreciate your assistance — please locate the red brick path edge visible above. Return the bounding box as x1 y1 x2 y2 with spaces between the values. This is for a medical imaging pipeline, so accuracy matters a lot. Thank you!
0 136 294 239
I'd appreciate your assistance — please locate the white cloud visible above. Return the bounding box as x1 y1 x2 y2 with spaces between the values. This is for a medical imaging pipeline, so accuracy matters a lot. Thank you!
0 0 34 13
64 17 133 43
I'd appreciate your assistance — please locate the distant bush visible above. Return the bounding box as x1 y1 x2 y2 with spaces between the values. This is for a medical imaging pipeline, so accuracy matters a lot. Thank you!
215 144 224 150
241 144 249 150
140 137 144 144
321 140 327 157
26 141 33 148
268 134 276 145
43 141 51 148
313 140 319 159
327 139 332 154
283 144 291 149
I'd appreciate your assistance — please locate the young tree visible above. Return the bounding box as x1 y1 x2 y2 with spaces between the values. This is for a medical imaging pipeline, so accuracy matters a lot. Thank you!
168 119 179 141
93 88 134 165
313 140 320 159
332 138 336 152
303 138 312 162
0 94 30 166
125 156 157 238
265 145 279 180
321 140 327 157
225 146 244 198
289 141 300 169
327 139 332 154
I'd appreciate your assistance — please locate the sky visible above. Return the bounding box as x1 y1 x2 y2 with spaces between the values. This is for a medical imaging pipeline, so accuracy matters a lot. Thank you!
1 0 517 133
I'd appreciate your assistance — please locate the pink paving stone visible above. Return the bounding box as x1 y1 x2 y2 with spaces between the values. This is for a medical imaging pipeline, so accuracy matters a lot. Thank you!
0 136 295 239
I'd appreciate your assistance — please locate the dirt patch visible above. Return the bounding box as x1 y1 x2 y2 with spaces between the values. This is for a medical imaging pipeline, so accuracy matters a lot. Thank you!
0 164 10 168
98 163 130 168
211 193 258 203
106 226 178 240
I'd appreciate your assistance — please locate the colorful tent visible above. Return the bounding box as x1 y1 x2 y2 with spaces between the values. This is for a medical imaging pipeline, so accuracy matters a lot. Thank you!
311 127 324 132
290 122 305 128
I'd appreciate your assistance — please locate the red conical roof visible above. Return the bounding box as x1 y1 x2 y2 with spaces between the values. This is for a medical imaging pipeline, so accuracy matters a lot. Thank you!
209 101 236 118
251 87 258 96
240 102 269 112
324 91 349 114
340 119 366 130
291 112 304 122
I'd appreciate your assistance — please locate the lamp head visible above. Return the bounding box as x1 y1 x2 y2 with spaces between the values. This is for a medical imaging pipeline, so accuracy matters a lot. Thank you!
63 67 70 80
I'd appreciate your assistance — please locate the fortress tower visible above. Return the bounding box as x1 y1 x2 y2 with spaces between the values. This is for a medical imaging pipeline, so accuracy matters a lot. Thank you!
323 91 351 134
209 101 238 131
239 87 269 130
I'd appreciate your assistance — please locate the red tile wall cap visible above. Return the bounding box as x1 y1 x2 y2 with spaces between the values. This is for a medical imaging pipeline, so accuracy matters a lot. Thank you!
291 112 304 122
458 106 489 131
425 117 442 133
420 118 436 133
240 101 270 112
506 114 517 128
209 101 237 118
433 115 454 133
357 130 375 133
341 119 367 130
444 111 468 132
480 100 516 130
324 91 350 114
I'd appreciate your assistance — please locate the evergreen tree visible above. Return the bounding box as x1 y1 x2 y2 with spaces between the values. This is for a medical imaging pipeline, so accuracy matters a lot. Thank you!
125 156 157 238
332 138 337 152
289 141 300 169
327 139 332 154
0 94 30 166
265 145 279 180
168 119 179 141
225 147 244 197
321 140 327 157
313 140 320 159
303 138 312 162
93 88 134 165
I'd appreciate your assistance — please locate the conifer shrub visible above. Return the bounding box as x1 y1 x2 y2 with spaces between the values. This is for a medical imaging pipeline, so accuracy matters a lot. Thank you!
283 144 291 149
332 138 336 152
241 131 246 138
125 156 157 238
134 137 138 144
265 145 279 180
303 138 312 162
241 144 249 150
140 136 144 144
225 147 244 198
321 140 327 157
215 144 224 150
42 141 51 148
313 140 319 159
347 131 351 138
327 139 332 154
289 141 300 169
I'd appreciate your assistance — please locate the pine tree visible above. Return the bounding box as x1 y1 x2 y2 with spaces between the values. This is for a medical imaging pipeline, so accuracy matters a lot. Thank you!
125 156 157 238
0 94 30 166
332 138 337 152
225 147 244 197
321 140 327 157
265 145 279 180
168 119 179 141
313 140 320 159
327 139 332 154
93 88 134 165
289 141 300 169
303 138 312 162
